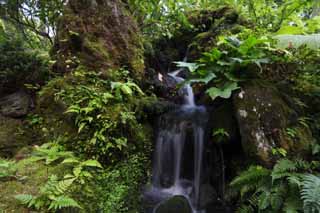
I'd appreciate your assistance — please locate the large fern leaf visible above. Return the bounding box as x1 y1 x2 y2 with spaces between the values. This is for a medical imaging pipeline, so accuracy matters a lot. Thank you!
15 194 34 205
271 159 298 182
231 166 270 189
48 196 82 210
301 174 320 213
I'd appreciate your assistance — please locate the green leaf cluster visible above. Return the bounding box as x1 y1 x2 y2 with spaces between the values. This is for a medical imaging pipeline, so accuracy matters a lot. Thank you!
54 68 148 162
231 158 320 213
15 142 102 212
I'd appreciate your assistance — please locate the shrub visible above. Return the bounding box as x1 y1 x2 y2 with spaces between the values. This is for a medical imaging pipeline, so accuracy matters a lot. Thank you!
0 38 50 95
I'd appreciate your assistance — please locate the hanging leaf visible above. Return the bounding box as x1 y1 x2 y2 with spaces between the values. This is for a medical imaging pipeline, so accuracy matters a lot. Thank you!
174 62 201 72
81 160 103 168
187 73 217 84
206 82 240 100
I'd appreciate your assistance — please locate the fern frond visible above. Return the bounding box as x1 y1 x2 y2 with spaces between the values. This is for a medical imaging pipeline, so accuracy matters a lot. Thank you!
272 159 297 182
15 194 34 205
48 196 82 210
283 193 303 213
301 174 320 213
231 166 270 189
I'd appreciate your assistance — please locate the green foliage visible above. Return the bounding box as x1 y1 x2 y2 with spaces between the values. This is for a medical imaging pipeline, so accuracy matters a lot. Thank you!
0 37 50 94
0 0 66 45
231 158 320 213
94 154 149 213
0 158 17 180
53 69 149 161
301 174 320 212
178 32 285 100
212 128 230 144
15 142 102 212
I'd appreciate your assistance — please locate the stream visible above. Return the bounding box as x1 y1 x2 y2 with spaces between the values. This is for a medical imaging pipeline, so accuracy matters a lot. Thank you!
144 67 211 213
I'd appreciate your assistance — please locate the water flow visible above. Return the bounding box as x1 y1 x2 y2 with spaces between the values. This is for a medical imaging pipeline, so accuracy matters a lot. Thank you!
146 64 207 213
168 70 195 107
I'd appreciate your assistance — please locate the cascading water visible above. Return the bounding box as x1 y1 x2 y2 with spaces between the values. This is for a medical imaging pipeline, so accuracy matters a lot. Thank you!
145 67 208 213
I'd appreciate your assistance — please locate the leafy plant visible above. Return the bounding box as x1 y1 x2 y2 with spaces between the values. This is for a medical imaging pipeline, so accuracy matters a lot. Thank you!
54 69 148 161
178 33 285 101
16 142 102 211
301 174 320 212
0 158 17 180
212 128 230 144
231 158 320 213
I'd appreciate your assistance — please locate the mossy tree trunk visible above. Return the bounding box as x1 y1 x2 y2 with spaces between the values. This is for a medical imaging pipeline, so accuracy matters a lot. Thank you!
51 0 145 81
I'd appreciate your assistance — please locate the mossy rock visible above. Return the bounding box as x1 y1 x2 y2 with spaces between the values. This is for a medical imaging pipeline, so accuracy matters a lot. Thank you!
0 116 35 158
52 0 145 81
233 81 315 167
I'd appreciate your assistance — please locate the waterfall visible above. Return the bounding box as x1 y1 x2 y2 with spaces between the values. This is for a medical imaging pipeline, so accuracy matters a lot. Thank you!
146 66 208 213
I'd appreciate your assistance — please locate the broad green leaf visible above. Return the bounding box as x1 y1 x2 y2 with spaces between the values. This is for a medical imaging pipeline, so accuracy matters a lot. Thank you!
174 62 201 72
0 19 5 32
276 26 304 35
81 160 103 168
61 158 79 164
120 85 133 95
206 82 240 100
187 73 216 84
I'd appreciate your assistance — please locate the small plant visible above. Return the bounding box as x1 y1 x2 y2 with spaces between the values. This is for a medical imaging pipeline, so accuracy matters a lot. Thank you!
0 158 18 180
231 158 320 213
212 128 230 144
286 127 298 138
176 32 286 101
16 142 102 211
54 69 147 161
271 148 287 157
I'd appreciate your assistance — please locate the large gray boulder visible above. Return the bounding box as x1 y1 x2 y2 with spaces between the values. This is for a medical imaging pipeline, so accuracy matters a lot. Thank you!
233 81 314 167
0 91 31 118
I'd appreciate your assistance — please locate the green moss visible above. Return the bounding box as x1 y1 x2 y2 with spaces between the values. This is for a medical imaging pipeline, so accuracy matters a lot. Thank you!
234 80 315 166
0 116 37 158
52 0 145 81
0 160 62 212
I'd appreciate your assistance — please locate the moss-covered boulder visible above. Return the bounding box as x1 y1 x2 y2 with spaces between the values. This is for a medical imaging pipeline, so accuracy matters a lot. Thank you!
0 91 32 118
52 0 144 80
233 81 315 167
0 116 34 158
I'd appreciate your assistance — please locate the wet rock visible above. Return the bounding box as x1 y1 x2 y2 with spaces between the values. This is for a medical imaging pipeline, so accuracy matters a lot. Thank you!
155 196 192 213
198 184 218 209
233 81 315 167
150 71 185 104
0 91 31 118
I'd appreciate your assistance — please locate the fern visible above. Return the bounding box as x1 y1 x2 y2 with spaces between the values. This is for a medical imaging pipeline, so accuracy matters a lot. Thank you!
29 142 74 165
271 159 298 182
230 165 270 193
0 158 17 179
48 196 82 210
231 158 318 213
15 194 34 205
301 174 320 213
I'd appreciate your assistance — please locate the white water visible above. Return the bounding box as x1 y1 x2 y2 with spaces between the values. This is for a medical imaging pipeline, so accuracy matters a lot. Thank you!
147 67 207 213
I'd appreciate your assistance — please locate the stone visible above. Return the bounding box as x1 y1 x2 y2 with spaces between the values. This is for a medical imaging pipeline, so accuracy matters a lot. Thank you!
0 91 31 118
155 196 192 213
0 116 30 157
233 81 315 167
52 0 145 81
